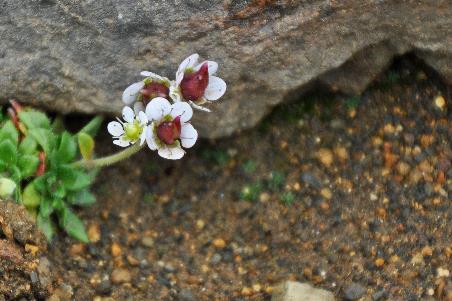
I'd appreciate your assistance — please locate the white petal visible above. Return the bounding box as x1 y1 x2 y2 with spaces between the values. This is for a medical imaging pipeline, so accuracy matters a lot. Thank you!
188 100 211 112
138 111 148 124
194 61 218 75
180 123 198 148
145 97 171 121
169 84 182 102
204 76 226 101
176 53 199 85
140 71 167 81
158 146 185 160
107 121 124 137
113 138 130 147
170 102 193 122
122 106 135 123
122 82 144 105
140 126 147 146
133 101 145 115
145 125 158 150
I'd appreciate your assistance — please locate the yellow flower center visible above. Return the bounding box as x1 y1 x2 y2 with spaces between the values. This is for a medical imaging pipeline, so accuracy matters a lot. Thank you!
124 120 142 142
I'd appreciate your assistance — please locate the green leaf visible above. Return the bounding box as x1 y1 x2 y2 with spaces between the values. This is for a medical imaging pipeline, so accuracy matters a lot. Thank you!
23 183 42 208
78 132 95 160
18 154 40 178
18 110 51 130
58 165 93 191
8 165 22 182
0 140 17 165
59 207 89 243
19 136 38 155
0 121 19 146
33 175 47 193
37 214 55 241
68 190 96 206
0 178 17 198
78 116 104 137
39 198 54 218
28 128 56 155
56 132 77 163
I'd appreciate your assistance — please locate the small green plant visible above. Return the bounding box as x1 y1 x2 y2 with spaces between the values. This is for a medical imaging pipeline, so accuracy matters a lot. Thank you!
239 181 262 201
0 102 102 241
242 160 257 174
281 191 295 206
345 96 360 110
268 171 285 192
201 148 230 166
0 53 228 242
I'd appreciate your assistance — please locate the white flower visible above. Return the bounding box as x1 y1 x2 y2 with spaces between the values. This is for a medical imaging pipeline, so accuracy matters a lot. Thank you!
170 53 227 112
108 106 148 147
122 71 171 114
145 97 198 160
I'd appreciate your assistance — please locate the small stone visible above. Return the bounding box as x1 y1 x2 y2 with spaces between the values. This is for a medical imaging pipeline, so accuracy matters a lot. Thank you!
272 281 334 301
396 161 411 176
140 237 154 248
434 95 446 110
411 252 424 265
421 246 433 257
320 188 332 200
253 284 262 292
259 192 271 202
111 243 122 257
69 243 86 256
178 288 196 301
210 253 222 265
212 238 226 249
195 219 205 230
334 146 349 162
96 278 112 295
241 287 253 296
344 283 366 300
88 223 101 243
127 255 140 266
111 268 131 284
317 148 334 167
437 267 450 278
375 258 385 267
25 244 39 256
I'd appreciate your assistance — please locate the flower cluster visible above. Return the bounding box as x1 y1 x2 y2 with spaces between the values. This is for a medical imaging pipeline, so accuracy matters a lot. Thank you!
108 54 226 160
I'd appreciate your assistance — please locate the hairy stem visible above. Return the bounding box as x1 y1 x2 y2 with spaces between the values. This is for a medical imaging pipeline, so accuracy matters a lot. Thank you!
71 142 144 169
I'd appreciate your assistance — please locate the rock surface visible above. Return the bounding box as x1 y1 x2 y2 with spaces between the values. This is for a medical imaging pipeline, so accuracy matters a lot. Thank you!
1 1 451 138
272 281 334 301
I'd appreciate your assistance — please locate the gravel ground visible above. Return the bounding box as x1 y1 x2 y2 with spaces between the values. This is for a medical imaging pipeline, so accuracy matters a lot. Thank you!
28 59 452 300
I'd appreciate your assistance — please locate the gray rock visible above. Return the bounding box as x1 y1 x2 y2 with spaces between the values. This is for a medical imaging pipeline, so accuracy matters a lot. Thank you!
272 281 334 301
344 283 366 300
1 1 451 138
178 288 196 301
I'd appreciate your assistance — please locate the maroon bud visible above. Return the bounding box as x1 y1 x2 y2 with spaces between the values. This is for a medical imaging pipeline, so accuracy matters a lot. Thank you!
157 116 181 145
180 63 209 101
140 82 169 103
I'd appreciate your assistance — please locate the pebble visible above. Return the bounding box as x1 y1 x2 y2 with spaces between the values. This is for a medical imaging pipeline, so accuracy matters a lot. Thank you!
210 253 222 265
25 244 39 256
320 188 332 200
111 268 131 284
111 243 122 257
344 283 366 300
69 243 86 256
96 278 112 295
301 172 322 189
195 219 205 230
178 288 196 301
241 287 253 296
434 95 446 110
375 258 385 267
140 237 154 248
272 281 334 301
396 161 411 176
88 223 101 243
317 148 334 167
437 267 450 278
212 238 226 249
421 246 433 257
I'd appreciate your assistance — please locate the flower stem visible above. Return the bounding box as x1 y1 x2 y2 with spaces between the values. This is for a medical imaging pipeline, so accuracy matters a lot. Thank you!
71 142 144 169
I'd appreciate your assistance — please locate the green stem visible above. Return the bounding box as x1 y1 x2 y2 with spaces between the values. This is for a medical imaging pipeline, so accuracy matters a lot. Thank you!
71 142 144 169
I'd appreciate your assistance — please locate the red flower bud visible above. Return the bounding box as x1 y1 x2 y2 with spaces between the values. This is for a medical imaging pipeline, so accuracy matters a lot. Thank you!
140 82 169 104
157 116 181 145
180 63 209 101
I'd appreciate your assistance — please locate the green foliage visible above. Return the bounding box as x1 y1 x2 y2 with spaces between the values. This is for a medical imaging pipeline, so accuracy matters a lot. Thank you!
240 181 262 202
242 160 257 174
202 147 230 166
268 171 285 192
0 108 100 242
345 96 361 110
281 191 295 206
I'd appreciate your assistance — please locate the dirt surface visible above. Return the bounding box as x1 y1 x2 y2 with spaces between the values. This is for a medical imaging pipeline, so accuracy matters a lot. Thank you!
14 59 452 300
0 201 52 300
